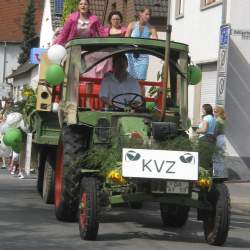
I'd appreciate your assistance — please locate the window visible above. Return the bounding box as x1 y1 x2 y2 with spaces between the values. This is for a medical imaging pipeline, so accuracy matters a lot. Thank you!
175 0 184 19
54 0 64 16
111 3 117 11
201 0 222 10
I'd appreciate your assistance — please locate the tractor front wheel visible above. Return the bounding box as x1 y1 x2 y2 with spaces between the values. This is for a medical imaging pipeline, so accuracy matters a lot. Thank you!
79 177 100 241
55 126 89 222
203 183 230 246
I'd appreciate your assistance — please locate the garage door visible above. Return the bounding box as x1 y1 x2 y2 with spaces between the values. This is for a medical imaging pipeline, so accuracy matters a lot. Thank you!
200 62 217 114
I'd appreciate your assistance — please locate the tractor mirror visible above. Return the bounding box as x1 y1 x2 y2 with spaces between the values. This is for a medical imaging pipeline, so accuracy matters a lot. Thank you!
188 65 202 85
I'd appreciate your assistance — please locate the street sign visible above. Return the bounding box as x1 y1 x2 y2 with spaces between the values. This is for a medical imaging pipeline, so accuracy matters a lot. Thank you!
220 25 230 47
30 48 47 64
218 48 228 73
216 76 226 104
216 25 231 106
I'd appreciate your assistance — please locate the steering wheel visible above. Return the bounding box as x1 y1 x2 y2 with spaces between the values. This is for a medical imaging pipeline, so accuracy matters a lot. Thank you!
111 93 145 110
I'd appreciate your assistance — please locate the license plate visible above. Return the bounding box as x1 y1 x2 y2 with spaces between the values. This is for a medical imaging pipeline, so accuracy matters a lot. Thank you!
166 181 189 194
122 149 198 181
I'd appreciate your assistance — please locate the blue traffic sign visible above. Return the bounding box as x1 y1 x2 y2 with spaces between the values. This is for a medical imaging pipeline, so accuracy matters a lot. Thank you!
30 48 47 64
220 25 230 46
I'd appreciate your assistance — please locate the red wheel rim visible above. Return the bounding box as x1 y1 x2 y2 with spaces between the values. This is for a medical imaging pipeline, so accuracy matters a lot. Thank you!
55 142 63 208
79 192 88 229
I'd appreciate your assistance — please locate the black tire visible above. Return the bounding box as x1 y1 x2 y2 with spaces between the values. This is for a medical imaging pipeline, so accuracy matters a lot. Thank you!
79 177 100 241
55 126 89 222
42 151 56 204
130 202 143 209
36 148 46 196
203 183 230 246
160 204 190 227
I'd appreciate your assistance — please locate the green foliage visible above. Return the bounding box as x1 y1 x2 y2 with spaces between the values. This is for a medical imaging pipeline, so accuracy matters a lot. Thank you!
71 147 122 176
62 0 79 24
18 0 36 64
10 86 36 128
73 136 199 176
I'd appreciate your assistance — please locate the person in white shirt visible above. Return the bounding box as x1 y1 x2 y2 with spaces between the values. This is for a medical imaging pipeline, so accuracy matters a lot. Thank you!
99 54 143 109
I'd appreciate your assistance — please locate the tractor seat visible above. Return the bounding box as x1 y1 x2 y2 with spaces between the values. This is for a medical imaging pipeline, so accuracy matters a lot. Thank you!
79 81 103 110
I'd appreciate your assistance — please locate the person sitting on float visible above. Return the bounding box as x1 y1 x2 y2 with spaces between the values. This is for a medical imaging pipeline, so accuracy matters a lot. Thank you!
99 54 143 110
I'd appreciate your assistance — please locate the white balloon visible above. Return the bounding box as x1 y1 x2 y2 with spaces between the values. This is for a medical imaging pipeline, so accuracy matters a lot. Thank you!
0 138 11 158
6 112 23 128
48 44 67 65
52 102 59 113
20 119 29 133
0 122 10 134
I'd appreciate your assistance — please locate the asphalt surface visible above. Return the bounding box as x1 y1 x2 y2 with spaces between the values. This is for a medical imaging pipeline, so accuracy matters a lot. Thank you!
0 170 250 250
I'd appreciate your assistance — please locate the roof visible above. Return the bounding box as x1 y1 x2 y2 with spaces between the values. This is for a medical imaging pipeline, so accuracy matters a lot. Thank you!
66 37 188 53
0 0 44 43
7 61 37 79
134 0 168 18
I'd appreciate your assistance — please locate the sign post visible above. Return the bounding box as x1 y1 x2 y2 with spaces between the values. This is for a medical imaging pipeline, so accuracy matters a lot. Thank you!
216 25 231 106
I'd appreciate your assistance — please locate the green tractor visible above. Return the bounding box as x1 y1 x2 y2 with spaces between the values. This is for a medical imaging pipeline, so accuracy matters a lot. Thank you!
29 37 230 246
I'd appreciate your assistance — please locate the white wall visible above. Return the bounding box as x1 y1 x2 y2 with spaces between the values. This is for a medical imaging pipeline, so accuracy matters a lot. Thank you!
12 67 39 101
39 0 54 48
228 0 250 63
171 0 222 63
0 43 21 81
0 43 21 98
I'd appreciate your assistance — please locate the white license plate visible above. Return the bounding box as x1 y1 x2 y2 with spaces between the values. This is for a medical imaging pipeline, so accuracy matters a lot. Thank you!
166 181 189 194
122 149 198 181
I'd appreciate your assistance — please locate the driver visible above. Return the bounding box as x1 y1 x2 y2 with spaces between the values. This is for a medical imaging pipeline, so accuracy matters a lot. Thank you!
99 54 142 108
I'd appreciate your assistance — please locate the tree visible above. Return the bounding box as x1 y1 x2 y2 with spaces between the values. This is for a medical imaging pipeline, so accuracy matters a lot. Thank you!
62 0 79 24
18 0 36 64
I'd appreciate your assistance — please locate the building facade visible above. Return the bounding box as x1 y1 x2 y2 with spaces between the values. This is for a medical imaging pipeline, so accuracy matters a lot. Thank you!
0 0 43 99
170 0 223 125
170 0 250 179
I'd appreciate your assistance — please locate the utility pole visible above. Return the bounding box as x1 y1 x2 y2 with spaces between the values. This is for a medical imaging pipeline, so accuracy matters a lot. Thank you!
160 0 172 121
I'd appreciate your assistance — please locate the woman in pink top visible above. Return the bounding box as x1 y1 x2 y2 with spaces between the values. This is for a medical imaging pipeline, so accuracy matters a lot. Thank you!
105 11 127 37
55 0 105 46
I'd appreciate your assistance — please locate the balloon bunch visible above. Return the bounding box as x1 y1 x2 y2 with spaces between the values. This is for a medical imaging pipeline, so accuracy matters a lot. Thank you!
3 128 23 153
46 45 67 87
0 112 27 156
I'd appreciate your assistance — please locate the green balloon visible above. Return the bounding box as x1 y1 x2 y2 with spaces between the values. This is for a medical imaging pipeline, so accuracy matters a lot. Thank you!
3 128 22 147
46 64 64 87
188 65 202 85
12 142 22 153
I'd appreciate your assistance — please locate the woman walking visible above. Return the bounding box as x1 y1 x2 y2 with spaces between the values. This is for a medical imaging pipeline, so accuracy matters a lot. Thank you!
213 106 226 177
196 104 216 170
125 7 158 80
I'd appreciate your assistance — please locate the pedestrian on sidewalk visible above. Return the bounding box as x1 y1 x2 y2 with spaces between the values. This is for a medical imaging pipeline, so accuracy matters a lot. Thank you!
9 151 24 179
196 104 216 170
213 106 226 177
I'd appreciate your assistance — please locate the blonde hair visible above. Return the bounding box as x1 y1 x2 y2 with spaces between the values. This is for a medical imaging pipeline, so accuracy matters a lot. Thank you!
215 106 226 120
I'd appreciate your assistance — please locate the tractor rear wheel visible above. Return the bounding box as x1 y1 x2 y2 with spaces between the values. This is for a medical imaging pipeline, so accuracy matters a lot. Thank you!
55 126 89 222
79 177 100 240
203 183 230 246
42 150 55 204
160 204 189 227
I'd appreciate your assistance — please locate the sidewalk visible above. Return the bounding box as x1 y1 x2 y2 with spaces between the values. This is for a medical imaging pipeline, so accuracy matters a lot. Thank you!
227 182 250 215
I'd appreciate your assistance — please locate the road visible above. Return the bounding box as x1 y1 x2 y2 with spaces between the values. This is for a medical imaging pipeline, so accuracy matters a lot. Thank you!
0 170 250 250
